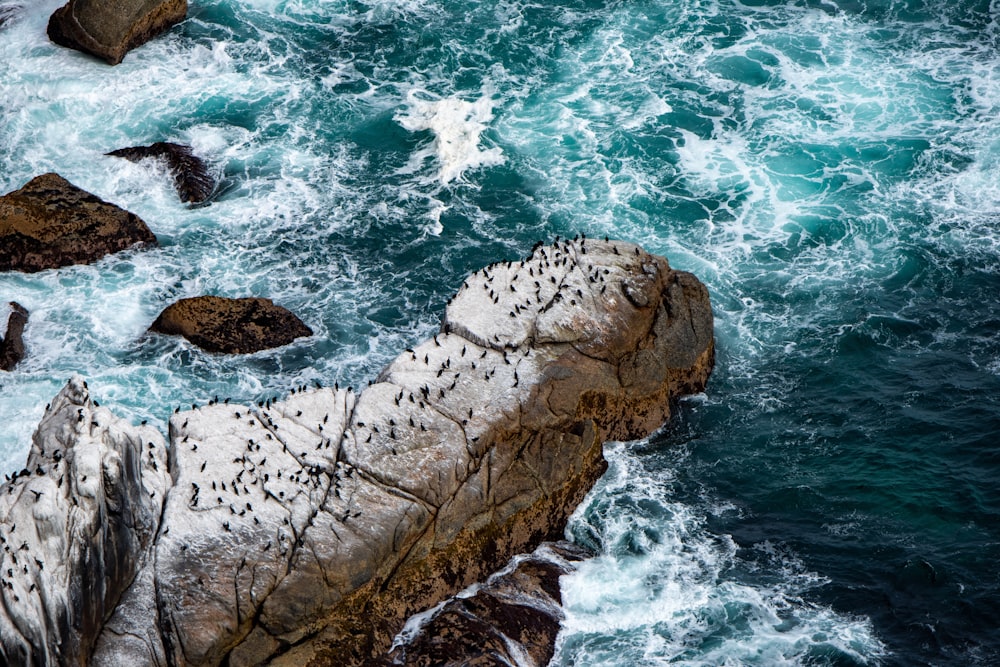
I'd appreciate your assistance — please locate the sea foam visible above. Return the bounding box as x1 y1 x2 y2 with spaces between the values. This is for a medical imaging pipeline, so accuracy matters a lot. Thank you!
395 90 505 186
553 442 886 666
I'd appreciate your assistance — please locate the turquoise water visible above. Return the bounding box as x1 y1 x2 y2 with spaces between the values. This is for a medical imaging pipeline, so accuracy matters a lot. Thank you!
2 0 999 664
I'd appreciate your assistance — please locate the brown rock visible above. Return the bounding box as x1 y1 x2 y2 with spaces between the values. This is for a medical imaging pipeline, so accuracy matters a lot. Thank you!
149 296 313 353
0 301 28 371
0 173 157 273
376 541 590 667
47 0 187 65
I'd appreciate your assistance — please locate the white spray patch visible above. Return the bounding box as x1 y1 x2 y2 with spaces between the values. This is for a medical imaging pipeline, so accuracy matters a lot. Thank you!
552 442 886 666
395 90 505 186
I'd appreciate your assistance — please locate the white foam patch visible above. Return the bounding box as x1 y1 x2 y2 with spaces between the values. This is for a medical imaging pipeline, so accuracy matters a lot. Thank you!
395 90 505 185
552 442 886 666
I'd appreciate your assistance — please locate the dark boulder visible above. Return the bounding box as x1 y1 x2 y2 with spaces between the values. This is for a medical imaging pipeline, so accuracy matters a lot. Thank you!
376 542 590 667
149 296 313 353
0 173 157 273
107 142 215 203
47 0 186 65
0 302 28 371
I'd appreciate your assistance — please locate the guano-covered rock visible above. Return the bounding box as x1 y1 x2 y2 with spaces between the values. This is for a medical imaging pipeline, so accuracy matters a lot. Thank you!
0 239 714 666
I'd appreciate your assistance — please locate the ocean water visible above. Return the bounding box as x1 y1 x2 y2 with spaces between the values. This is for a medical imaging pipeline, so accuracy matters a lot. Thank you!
1 0 999 664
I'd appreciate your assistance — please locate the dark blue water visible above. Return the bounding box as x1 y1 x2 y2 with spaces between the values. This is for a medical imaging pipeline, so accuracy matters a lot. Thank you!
2 0 999 664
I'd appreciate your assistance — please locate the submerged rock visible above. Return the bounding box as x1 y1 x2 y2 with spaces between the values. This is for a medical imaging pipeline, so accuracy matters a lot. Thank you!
0 3 20 30
0 239 714 666
0 173 157 273
149 296 313 354
47 0 187 65
106 142 215 203
0 302 28 371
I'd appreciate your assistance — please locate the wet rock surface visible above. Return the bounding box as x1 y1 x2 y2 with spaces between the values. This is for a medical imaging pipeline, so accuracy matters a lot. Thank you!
47 0 187 65
0 377 170 666
0 3 20 30
377 541 590 667
107 142 215 203
149 296 314 354
0 173 157 273
0 239 714 666
0 302 28 371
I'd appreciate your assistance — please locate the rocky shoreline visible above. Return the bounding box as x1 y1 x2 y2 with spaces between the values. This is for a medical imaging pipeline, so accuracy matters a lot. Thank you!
0 238 713 666
7 1 716 664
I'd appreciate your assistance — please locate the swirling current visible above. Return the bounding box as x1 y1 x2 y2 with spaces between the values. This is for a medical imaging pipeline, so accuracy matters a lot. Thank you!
2 0 999 664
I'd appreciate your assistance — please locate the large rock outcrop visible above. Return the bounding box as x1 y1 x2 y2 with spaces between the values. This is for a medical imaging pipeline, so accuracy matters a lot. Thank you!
1 302 28 371
0 173 157 273
47 0 187 65
0 239 714 666
0 377 171 666
149 296 313 354
106 143 215 203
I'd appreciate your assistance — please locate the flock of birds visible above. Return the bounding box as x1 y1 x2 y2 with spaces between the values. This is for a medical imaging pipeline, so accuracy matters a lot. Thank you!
0 236 645 626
